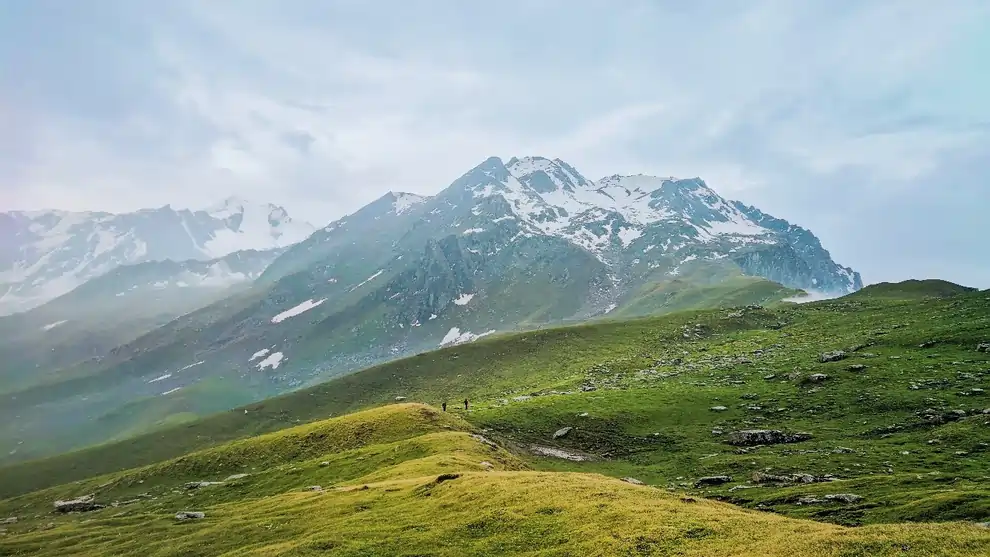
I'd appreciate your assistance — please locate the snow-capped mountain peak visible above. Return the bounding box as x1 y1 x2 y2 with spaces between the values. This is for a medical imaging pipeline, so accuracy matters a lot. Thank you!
465 156 767 251
470 158 773 237
506 156 595 193
0 201 315 315
195 198 313 257
434 155 859 293
205 196 252 217
202 197 297 229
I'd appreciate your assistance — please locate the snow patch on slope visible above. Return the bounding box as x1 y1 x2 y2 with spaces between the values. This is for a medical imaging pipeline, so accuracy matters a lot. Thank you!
177 361 205 372
351 270 384 291
392 192 428 215
617 227 642 247
453 293 475 306
272 298 326 324
41 320 68 331
249 348 271 362
256 351 285 370
439 327 496 347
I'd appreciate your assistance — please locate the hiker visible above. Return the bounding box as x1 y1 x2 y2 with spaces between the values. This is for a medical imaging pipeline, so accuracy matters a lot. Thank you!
442 402 447 412
464 399 469 411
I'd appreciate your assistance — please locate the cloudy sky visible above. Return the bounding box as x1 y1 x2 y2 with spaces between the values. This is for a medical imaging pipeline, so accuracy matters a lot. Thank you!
2 0 988 287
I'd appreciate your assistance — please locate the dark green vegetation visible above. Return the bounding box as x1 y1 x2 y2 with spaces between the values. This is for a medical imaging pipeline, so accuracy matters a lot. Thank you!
0 279 986 535
846 279 978 300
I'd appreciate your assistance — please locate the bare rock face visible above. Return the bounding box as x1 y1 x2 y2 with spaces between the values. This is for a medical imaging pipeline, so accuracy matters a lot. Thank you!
819 351 848 363
752 472 837 485
184 481 224 490
798 493 863 505
727 430 813 446
175 511 205 520
825 493 863 504
977 342 990 353
54 495 104 513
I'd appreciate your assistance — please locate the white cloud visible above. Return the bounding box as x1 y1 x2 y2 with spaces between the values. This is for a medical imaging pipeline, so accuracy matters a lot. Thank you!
782 128 986 182
2 0 988 286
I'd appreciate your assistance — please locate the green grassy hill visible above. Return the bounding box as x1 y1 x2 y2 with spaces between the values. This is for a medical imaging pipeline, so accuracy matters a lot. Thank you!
2 404 988 556
612 274 802 319
1 281 989 555
847 279 978 300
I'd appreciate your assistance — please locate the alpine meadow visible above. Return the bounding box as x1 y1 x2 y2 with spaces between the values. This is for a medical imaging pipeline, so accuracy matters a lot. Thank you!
2 2 990 556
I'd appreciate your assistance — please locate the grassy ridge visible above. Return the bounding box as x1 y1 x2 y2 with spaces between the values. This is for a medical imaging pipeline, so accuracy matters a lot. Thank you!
847 279 977 300
613 273 802 319
0 404 521 524
5 475 990 556
1 404 988 556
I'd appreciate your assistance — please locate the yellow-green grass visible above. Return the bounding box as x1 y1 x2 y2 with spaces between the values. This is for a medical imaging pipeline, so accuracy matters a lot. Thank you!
2 403 989 556
0 404 512 520
3 473 989 556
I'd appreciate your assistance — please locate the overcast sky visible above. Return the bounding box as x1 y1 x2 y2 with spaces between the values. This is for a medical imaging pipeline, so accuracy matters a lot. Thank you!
2 0 988 287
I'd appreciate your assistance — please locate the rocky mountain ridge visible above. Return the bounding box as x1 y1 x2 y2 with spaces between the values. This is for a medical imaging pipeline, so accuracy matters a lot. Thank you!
0 199 313 315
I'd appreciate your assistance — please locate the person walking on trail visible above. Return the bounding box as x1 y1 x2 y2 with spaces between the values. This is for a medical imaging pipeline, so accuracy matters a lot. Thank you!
442 402 447 412
464 399 469 411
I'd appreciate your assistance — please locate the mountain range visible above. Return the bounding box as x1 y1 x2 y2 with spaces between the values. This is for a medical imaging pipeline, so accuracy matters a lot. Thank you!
0 198 314 315
0 155 862 464
0 249 284 396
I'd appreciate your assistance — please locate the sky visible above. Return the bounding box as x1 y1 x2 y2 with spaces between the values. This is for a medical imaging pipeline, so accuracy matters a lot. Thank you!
1 0 988 288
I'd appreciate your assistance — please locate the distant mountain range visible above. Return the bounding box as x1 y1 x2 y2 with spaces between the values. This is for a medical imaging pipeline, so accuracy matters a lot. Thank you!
0 155 861 464
0 198 314 315
0 249 283 396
